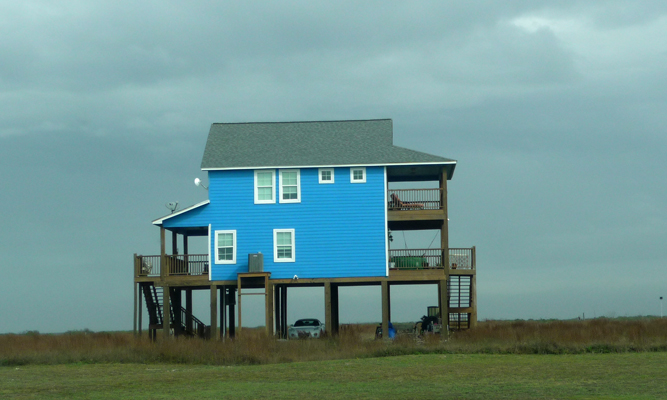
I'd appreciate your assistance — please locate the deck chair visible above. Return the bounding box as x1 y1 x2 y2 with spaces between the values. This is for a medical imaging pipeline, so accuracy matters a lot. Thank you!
390 193 424 210
141 259 153 275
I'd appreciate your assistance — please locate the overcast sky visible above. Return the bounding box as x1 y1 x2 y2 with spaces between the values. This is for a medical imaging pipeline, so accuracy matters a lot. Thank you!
2 1 666 333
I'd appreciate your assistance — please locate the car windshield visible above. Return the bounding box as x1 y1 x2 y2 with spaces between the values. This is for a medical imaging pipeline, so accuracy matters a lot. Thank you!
294 319 319 327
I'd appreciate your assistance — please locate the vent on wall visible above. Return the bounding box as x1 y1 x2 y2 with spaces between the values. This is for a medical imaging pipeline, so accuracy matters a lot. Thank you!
248 253 263 273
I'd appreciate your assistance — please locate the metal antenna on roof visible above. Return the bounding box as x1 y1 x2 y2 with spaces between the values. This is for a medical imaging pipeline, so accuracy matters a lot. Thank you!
165 202 179 214
194 177 208 191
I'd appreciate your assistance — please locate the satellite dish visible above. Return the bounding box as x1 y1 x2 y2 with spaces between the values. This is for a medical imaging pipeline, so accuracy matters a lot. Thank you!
194 177 208 190
165 201 179 213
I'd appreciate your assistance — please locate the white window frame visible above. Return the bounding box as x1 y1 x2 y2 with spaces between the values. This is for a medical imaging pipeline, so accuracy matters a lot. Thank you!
279 169 301 203
318 168 335 184
254 170 276 204
273 229 295 262
350 167 366 183
214 230 236 264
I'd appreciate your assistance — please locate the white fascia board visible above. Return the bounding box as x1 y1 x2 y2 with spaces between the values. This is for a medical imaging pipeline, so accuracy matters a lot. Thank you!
152 200 210 225
202 161 457 171
208 224 212 281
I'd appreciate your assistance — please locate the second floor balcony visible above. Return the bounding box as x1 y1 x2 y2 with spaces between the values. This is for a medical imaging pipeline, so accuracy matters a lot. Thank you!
388 188 442 211
387 189 447 227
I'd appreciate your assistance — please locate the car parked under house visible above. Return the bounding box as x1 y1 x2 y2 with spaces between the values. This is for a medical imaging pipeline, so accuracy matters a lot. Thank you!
288 319 325 339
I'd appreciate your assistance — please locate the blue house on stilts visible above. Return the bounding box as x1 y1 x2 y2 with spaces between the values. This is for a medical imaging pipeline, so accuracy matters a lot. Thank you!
133 119 477 339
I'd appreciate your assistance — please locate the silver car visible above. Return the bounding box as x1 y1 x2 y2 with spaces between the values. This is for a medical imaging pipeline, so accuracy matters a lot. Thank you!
288 319 325 339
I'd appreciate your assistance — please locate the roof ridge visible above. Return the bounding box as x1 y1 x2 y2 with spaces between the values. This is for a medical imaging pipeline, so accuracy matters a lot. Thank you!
211 119 391 126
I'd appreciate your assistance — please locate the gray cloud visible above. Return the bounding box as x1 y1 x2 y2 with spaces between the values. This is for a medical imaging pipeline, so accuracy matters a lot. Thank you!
1 1 666 332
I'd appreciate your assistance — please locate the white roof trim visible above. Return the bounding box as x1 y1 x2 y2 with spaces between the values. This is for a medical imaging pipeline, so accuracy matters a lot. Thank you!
202 161 456 172
152 200 210 225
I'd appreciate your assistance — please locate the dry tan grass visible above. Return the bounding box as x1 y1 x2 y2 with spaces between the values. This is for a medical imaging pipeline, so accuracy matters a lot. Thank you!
2 318 667 366
445 318 667 354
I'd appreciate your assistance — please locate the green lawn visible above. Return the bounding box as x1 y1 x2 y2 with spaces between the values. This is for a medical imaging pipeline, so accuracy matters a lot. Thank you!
2 353 666 399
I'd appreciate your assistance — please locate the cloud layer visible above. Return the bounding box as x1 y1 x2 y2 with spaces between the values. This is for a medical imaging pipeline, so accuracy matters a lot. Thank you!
1 1 666 332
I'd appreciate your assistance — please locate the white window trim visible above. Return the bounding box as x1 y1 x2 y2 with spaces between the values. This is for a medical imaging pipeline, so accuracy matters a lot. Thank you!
273 229 295 262
214 230 237 264
208 224 212 280
350 167 366 183
254 170 276 204
318 168 335 184
279 169 301 203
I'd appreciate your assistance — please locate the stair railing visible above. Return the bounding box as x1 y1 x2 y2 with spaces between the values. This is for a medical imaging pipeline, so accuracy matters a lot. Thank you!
179 307 209 338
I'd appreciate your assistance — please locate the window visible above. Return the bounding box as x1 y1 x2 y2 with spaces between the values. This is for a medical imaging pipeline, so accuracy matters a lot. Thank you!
215 230 236 264
318 168 334 184
254 170 275 204
350 167 366 183
279 169 301 203
274 229 295 262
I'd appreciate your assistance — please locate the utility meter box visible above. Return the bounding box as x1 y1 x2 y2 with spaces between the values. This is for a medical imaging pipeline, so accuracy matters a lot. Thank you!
248 253 264 273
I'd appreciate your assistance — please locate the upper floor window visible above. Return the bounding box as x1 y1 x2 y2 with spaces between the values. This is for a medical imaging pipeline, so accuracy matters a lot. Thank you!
274 229 295 262
318 168 334 184
350 167 366 183
215 230 236 264
279 169 301 203
254 170 275 204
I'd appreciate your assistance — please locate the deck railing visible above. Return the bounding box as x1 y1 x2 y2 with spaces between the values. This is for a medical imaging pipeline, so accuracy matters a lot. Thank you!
135 254 208 278
389 247 475 270
388 188 442 211
179 306 209 338
449 247 475 270
135 255 162 277
168 254 209 276
390 248 445 269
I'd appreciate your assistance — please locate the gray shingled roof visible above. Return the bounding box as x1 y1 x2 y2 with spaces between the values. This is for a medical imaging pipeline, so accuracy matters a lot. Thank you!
200 119 455 170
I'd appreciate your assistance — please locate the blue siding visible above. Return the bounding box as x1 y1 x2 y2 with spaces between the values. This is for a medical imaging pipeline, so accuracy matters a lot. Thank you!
161 202 212 229
206 167 387 280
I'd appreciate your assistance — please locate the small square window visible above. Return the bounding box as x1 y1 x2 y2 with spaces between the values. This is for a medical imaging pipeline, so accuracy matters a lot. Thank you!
350 167 366 183
318 168 335 184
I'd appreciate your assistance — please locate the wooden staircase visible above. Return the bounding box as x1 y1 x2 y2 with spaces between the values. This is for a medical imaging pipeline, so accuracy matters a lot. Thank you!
448 275 472 329
141 283 209 339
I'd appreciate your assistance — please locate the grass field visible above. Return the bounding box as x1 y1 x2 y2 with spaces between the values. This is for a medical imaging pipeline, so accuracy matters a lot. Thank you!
2 353 667 399
2 319 667 399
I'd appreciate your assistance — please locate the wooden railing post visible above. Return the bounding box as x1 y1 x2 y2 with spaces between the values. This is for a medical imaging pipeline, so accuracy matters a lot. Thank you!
160 227 167 279
134 254 140 278
472 246 476 269
441 169 449 271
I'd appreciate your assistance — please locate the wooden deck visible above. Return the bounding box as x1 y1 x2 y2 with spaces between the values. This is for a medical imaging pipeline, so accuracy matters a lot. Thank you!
134 253 208 279
135 247 475 282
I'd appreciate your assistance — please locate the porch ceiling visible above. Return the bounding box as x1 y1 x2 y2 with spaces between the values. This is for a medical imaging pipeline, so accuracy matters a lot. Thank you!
163 226 209 236
388 220 444 231
386 164 454 182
